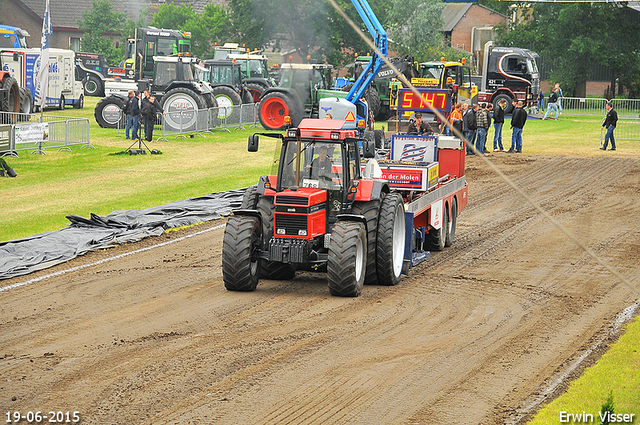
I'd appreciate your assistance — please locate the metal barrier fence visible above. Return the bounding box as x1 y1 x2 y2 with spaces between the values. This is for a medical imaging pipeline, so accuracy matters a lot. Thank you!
559 97 640 118
161 103 260 139
600 118 640 144
0 111 92 156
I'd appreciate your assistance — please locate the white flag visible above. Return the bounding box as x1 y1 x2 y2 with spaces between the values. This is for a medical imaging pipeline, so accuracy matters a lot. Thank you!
35 0 53 107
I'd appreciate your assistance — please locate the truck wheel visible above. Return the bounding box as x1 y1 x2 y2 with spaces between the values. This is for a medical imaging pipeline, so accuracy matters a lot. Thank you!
222 216 261 292
94 95 125 128
427 203 449 252
84 74 104 97
376 193 406 286
493 94 513 114
246 83 265 102
58 95 65 110
161 87 207 130
241 185 259 209
0 76 20 123
352 199 381 285
445 198 457 247
257 196 296 280
259 92 302 130
327 221 366 297
73 94 84 109
213 86 242 120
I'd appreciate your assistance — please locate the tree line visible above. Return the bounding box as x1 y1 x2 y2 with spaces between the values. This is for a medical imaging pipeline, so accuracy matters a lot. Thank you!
79 0 640 98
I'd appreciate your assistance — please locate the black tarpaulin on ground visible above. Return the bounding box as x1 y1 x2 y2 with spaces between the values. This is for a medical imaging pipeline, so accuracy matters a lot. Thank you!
0 189 245 281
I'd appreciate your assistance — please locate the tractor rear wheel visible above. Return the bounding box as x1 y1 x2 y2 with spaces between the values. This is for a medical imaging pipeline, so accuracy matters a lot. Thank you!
94 95 125 128
213 86 242 121
161 87 207 130
366 85 381 119
18 87 33 118
257 196 296 280
222 216 261 292
376 193 406 286
0 76 20 124
259 92 302 130
246 83 265 102
241 185 259 209
327 221 367 297
426 202 449 252
352 199 381 285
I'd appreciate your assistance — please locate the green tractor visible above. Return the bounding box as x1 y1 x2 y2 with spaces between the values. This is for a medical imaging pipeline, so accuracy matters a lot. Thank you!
258 63 346 130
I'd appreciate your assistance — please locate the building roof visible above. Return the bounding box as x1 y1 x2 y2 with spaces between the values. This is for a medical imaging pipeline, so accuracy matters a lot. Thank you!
441 4 507 32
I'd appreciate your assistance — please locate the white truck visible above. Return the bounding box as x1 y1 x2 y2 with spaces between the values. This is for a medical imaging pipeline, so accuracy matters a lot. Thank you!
1 48 84 111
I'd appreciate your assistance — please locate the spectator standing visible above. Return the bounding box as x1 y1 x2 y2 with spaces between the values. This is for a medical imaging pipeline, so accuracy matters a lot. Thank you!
554 83 564 114
599 101 618 151
124 90 134 140
140 90 152 141
475 103 490 155
543 88 559 120
538 90 544 113
509 101 527 153
141 96 166 142
485 103 493 152
463 104 478 155
450 102 464 136
493 99 506 151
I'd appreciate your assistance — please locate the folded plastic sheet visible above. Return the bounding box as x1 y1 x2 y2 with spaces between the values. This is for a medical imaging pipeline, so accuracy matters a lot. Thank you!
0 189 245 281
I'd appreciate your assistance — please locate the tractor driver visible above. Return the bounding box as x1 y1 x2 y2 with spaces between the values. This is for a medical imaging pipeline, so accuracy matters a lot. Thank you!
308 144 333 180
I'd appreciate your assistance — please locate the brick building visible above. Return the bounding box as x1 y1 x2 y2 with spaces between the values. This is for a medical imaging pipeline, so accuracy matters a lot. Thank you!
442 4 507 53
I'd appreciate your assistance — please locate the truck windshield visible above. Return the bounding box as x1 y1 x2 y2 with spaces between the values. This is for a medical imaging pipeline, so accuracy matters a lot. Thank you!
157 38 179 56
527 59 538 74
280 140 343 191
420 65 443 80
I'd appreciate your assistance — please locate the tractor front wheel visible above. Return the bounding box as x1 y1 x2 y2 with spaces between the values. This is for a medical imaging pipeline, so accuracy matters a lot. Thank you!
222 216 261 292
328 221 367 297
259 92 302 130
376 193 406 286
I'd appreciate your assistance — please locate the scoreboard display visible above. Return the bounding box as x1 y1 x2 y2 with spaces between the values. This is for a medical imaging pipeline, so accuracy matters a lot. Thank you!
398 88 451 113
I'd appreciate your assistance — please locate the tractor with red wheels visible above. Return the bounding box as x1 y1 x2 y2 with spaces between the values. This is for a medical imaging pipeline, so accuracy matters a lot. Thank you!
222 93 468 296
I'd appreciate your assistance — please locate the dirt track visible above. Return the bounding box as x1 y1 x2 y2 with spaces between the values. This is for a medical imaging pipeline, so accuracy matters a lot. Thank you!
1 154 639 424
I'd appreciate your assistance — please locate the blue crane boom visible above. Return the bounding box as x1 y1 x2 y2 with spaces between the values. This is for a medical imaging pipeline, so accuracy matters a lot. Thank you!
345 0 387 114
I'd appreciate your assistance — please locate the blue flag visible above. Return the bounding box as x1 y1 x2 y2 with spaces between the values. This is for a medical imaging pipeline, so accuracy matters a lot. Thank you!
35 0 52 107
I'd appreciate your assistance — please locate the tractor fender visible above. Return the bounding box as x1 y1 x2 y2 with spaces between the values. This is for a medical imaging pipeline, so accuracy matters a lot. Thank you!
261 87 298 102
354 179 390 202
336 214 368 234
232 209 262 223
243 78 270 89
257 175 277 195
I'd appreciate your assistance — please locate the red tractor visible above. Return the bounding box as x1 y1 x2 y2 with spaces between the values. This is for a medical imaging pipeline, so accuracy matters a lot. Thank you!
222 102 468 296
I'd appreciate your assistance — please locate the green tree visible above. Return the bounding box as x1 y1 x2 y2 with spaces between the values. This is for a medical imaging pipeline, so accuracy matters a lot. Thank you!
496 4 640 97
77 0 126 66
228 0 273 50
151 2 232 58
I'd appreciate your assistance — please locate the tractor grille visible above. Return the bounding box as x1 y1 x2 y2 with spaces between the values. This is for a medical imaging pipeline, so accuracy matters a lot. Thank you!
276 195 308 206
274 213 308 236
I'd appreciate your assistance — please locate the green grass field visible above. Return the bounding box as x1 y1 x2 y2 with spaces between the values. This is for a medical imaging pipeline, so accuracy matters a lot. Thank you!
1 96 639 422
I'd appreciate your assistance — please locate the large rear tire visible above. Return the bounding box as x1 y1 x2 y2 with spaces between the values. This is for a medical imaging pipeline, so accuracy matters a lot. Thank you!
246 83 266 103
445 198 457 247
161 87 207 130
366 85 381 119
257 196 296 280
0 76 20 124
327 221 367 297
241 185 259 209
18 87 33 119
259 92 302 130
222 216 261 292
376 193 406 286
352 199 381 285
94 95 125 128
241 89 254 104
213 85 242 120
